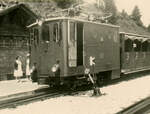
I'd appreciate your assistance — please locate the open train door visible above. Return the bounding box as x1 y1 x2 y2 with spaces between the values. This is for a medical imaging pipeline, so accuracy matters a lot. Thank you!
68 21 84 67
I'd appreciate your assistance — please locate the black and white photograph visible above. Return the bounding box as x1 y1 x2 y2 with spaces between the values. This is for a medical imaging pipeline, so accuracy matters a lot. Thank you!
0 0 150 114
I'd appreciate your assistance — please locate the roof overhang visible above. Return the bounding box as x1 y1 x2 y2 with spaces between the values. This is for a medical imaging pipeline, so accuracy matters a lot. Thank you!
0 3 38 26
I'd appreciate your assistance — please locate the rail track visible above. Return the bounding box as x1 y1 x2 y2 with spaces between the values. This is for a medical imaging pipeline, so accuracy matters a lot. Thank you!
117 96 150 114
0 88 59 109
0 85 91 110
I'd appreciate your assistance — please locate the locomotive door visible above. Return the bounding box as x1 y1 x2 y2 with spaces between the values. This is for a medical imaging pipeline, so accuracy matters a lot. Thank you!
68 21 83 67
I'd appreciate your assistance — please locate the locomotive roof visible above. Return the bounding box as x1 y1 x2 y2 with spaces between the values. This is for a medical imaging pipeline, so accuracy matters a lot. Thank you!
27 17 119 28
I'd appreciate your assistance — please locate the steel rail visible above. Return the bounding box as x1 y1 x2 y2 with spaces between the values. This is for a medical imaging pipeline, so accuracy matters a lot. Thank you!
117 95 150 114
0 86 91 110
0 90 62 109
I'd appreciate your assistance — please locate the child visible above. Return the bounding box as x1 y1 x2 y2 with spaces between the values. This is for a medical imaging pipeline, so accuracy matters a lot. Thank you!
31 63 38 82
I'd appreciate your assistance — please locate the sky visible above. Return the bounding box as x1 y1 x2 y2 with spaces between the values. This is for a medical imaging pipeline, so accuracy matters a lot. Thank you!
115 0 150 26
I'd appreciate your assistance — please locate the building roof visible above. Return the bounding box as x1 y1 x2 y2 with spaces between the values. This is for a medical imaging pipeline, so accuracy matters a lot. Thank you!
0 3 38 25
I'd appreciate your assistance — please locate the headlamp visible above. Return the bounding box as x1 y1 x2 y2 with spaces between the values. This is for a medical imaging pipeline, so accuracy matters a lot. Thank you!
84 68 90 75
51 66 57 72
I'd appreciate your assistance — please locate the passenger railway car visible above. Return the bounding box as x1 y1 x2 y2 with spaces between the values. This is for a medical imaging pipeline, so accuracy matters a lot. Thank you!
120 32 150 74
28 17 120 86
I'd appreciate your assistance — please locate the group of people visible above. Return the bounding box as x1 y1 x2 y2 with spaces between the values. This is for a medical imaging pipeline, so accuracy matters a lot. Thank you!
14 53 37 82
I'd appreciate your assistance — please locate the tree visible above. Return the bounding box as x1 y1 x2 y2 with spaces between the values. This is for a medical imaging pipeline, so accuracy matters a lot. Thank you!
121 9 128 19
103 0 118 24
54 0 76 8
130 5 143 27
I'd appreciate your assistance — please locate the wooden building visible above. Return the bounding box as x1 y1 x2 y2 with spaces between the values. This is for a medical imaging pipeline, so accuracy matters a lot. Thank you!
0 3 38 80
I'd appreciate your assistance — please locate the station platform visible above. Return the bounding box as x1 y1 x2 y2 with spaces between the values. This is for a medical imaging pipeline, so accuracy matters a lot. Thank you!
0 79 48 97
0 75 150 114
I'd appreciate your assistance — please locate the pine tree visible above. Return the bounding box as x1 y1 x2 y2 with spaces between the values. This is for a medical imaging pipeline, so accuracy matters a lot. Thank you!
121 9 128 19
54 0 76 8
103 0 118 24
130 5 143 27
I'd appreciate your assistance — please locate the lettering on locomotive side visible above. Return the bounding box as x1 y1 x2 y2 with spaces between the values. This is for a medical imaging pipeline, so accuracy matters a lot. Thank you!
89 56 96 66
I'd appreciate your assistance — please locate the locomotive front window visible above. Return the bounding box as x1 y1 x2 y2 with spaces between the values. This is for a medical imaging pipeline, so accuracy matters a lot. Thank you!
42 24 50 42
53 23 60 42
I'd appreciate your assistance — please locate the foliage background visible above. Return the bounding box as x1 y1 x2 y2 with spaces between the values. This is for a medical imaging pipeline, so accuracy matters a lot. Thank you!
1 0 150 35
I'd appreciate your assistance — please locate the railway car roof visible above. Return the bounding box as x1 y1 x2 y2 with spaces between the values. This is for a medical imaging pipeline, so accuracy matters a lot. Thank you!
120 32 150 38
124 34 150 42
27 17 120 28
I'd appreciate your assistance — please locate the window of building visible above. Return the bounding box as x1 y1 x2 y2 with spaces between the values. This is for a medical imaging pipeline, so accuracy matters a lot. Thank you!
30 28 34 45
34 28 39 44
134 39 141 52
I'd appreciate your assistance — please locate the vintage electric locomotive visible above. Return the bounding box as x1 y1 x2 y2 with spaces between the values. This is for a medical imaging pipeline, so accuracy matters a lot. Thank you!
28 17 150 87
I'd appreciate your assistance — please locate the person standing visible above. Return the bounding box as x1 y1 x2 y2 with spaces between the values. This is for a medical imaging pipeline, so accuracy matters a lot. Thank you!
14 56 23 82
26 53 31 80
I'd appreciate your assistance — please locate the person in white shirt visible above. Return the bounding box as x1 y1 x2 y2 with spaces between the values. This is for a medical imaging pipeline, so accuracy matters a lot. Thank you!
14 56 23 82
26 53 31 80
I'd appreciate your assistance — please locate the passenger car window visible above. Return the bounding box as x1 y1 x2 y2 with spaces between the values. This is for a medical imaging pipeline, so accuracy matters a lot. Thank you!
142 40 148 52
125 39 133 52
134 39 141 52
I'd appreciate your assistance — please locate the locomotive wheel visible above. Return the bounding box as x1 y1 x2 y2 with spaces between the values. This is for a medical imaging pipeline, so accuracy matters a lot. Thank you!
66 83 76 90
96 75 104 86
